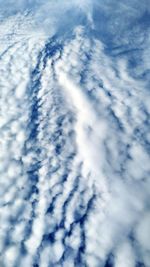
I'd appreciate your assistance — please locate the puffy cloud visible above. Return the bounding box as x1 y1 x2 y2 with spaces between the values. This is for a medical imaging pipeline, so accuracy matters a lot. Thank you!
0 1 150 267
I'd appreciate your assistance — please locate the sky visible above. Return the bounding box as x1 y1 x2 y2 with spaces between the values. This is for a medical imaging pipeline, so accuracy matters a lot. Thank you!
0 1 150 267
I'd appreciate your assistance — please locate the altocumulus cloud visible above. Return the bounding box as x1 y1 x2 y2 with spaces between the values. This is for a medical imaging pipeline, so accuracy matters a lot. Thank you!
0 1 150 267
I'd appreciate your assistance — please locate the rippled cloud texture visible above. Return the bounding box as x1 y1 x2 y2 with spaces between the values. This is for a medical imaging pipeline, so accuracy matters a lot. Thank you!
0 0 150 267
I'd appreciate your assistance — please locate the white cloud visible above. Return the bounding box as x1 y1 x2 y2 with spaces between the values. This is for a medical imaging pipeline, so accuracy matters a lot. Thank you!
0 1 150 266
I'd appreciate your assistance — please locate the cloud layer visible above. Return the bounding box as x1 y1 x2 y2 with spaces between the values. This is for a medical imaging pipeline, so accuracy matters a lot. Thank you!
0 1 150 267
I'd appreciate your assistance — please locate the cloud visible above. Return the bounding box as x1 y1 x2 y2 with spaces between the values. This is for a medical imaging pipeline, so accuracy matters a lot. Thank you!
0 1 150 267
54 26 150 266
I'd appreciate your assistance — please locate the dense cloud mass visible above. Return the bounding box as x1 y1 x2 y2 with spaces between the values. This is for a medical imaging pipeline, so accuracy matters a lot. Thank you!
0 1 150 267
